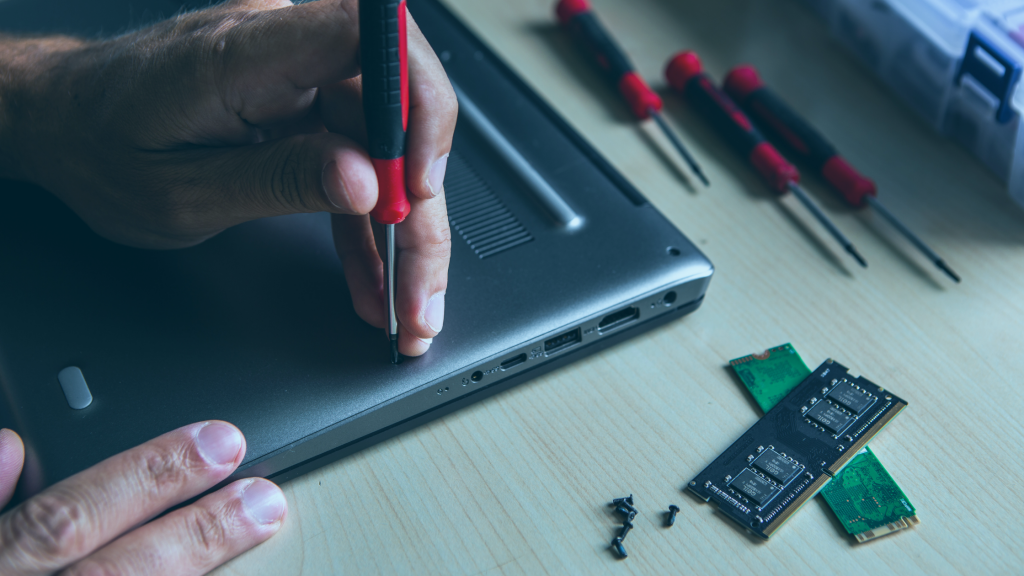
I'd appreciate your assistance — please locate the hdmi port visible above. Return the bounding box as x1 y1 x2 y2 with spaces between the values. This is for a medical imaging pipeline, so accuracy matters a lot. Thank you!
544 328 582 356
500 353 527 371
598 306 640 334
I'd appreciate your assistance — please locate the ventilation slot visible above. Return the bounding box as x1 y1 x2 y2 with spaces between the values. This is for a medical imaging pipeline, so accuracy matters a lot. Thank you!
445 150 533 259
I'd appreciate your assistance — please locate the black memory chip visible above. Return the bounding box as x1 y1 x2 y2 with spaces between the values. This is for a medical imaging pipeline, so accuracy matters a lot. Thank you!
807 401 853 434
827 382 875 414
730 469 779 506
752 449 801 485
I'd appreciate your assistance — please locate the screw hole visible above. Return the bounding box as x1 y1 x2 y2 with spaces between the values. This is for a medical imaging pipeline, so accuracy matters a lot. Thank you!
667 247 681 257
471 371 484 382
663 291 677 305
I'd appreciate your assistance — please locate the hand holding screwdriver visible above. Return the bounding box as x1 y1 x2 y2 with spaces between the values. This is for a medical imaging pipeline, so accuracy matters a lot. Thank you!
664 51 867 268
555 0 709 186
357 0 457 362
723 65 960 282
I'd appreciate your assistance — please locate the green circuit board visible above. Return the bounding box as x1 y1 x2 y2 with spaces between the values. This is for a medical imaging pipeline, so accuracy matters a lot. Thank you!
820 446 919 542
730 344 919 542
729 343 811 413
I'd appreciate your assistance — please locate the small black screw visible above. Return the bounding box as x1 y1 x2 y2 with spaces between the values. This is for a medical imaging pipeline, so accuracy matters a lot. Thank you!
618 521 634 541
614 504 632 517
611 495 634 507
666 505 680 527
611 537 627 559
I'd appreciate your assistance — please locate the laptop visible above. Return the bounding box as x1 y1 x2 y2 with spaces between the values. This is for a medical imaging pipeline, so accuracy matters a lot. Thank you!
0 0 713 505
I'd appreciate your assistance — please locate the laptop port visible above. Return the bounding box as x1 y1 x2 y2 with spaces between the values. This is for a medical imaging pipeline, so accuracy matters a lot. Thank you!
598 306 640 334
544 328 582 355
500 353 527 371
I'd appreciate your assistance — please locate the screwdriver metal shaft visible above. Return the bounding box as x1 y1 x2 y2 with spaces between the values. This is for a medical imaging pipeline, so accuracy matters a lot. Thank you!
386 223 399 364
789 183 867 268
650 108 710 186
865 196 960 282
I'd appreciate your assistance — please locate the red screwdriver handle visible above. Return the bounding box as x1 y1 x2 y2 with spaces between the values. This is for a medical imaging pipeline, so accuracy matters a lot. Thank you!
361 0 412 225
555 0 662 119
664 52 797 194
724 65 877 208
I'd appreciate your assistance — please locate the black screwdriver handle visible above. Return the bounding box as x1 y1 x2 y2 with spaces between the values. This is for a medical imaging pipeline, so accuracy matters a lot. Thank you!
724 65 877 207
556 0 662 119
665 52 798 194
360 0 411 224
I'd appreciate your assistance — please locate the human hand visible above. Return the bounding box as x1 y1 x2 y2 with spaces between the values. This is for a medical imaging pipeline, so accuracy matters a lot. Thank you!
2 0 456 356
0 423 285 575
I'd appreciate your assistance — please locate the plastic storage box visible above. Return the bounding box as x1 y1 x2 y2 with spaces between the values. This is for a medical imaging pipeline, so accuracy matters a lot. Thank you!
798 0 1024 208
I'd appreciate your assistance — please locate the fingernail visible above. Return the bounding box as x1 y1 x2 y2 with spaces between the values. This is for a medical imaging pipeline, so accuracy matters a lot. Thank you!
426 154 449 197
418 337 433 345
196 422 243 466
424 292 445 333
322 161 348 210
242 479 287 525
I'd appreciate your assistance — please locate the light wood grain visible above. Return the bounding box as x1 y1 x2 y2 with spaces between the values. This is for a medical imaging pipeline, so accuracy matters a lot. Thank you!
217 0 1024 573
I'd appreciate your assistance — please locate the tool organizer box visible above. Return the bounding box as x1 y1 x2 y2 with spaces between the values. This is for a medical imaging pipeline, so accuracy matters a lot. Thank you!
799 0 1024 208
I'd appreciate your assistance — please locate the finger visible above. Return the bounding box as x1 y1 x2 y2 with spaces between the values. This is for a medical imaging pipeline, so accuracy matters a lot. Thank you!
0 430 25 510
395 191 451 356
169 132 378 231
219 0 293 9
0 421 245 575
218 0 363 127
319 78 369 148
332 213 387 329
404 15 458 200
62 479 285 576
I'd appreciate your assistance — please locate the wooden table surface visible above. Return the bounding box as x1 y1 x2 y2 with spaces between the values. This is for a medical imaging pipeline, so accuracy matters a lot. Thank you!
219 0 1024 573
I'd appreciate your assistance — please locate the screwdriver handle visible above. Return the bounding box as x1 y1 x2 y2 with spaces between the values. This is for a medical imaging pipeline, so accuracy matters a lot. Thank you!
664 52 797 194
724 65 877 208
361 0 412 225
555 0 662 119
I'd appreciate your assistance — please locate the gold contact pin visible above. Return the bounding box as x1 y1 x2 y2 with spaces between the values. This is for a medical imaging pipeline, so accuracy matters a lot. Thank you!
854 515 921 543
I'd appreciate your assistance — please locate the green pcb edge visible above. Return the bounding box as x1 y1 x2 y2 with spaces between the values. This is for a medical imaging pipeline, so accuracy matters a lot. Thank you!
729 344 919 543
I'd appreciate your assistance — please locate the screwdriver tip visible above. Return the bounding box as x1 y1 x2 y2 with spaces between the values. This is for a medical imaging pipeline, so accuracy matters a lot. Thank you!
936 260 961 283
846 245 868 268
695 169 710 187
390 339 400 365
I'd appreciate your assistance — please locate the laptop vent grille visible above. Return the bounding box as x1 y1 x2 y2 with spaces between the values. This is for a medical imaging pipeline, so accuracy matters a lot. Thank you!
444 150 533 259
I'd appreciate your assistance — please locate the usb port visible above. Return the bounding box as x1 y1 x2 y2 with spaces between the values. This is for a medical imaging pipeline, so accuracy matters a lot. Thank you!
544 328 582 356
500 353 527 371
598 306 640 334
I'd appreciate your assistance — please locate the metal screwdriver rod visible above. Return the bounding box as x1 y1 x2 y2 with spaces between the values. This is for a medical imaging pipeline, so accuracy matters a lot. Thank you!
386 223 399 364
649 108 710 186
789 182 868 268
865 196 960 282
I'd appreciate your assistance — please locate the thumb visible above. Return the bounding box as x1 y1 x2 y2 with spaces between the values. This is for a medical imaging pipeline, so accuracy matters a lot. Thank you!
0 429 25 509
192 132 379 222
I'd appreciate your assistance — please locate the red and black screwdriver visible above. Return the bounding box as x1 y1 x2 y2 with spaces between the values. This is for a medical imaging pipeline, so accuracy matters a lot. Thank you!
664 51 867 268
361 0 412 364
723 65 960 283
555 0 709 186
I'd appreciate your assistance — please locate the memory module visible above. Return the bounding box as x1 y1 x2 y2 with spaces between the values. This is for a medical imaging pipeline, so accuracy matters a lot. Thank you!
730 344 919 542
689 359 907 539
